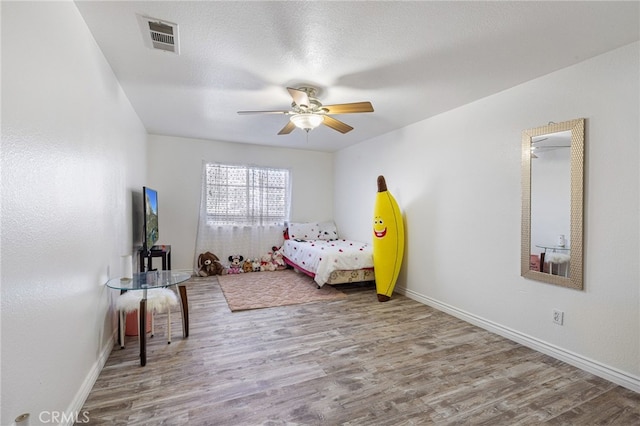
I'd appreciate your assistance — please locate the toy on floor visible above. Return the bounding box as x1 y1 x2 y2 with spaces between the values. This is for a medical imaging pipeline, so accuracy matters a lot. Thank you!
260 253 276 271
373 175 405 302
197 251 227 276
271 246 286 270
252 258 261 272
227 255 245 274
242 259 253 273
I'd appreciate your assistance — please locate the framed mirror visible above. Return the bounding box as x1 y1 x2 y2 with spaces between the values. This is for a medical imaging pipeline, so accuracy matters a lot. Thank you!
521 118 584 289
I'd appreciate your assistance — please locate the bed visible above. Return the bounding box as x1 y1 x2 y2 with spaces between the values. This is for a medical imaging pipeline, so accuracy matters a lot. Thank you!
281 221 374 287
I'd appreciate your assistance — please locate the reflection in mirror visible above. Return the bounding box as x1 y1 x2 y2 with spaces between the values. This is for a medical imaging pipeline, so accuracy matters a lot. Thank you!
532 131 571 275
521 119 584 289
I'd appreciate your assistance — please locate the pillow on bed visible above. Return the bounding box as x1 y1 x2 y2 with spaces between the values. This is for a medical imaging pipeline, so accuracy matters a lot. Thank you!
288 222 320 240
317 221 339 240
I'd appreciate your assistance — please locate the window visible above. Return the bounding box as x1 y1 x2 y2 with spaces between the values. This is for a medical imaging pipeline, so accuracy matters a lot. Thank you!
205 163 290 226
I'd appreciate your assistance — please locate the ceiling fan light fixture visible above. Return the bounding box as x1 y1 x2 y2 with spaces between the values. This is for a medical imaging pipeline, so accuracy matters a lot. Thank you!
238 86 373 136
290 113 324 131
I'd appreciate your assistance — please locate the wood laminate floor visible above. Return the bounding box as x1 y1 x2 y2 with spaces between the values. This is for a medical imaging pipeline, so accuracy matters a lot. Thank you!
80 276 639 425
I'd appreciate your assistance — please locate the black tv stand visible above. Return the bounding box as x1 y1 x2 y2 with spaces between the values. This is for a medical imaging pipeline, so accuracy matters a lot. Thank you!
139 244 171 272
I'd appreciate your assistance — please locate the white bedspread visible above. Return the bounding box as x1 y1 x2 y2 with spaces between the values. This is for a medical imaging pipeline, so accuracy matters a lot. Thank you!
282 239 374 287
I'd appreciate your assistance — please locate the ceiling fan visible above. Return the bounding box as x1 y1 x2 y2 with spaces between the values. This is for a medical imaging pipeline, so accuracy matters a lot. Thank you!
237 86 374 135
531 136 570 158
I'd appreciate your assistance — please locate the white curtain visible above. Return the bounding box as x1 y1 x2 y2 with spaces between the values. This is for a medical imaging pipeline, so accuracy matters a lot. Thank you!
194 162 288 271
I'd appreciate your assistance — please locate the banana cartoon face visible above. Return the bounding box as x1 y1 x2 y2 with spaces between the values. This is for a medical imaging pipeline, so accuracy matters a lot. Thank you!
373 216 387 239
372 175 405 302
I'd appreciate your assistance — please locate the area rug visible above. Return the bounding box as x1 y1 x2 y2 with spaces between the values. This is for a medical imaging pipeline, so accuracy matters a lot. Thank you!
217 269 347 311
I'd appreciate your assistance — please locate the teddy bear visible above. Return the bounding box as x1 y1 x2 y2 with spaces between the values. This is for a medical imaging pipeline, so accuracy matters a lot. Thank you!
271 246 286 270
242 259 253 273
260 253 276 271
227 255 245 274
197 251 226 276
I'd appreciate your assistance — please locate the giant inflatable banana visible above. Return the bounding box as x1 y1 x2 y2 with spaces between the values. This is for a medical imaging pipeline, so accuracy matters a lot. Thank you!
372 175 405 302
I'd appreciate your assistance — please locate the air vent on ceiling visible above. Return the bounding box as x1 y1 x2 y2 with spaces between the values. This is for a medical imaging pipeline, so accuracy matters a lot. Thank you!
137 14 180 55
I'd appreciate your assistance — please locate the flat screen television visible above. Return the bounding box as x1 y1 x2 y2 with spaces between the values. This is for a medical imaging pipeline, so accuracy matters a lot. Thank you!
143 186 159 252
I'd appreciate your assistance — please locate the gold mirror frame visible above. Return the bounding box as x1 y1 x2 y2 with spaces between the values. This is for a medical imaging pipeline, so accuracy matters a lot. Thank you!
521 118 584 289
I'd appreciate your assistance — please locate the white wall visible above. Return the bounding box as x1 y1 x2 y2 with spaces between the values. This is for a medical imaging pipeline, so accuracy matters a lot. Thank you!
334 42 639 390
147 135 334 270
1 2 147 425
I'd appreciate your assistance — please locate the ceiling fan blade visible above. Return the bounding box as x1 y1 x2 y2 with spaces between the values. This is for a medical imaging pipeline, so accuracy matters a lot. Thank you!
322 115 354 134
237 110 290 115
287 87 310 108
277 121 296 135
532 137 548 143
323 102 374 114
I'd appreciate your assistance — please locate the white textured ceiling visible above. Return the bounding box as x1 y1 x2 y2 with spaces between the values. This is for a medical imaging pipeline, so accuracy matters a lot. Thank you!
75 1 639 152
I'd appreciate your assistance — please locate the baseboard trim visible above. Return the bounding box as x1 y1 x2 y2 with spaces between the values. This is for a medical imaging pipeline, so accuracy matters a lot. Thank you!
63 330 116 425
397 287 640 393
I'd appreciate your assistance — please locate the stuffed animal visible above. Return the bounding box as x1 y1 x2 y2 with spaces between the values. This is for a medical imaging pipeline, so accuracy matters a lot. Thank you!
197 252 226 276
271 246 286 270
252 258 261 272
260 253 276 271
242 259 253 273
227 255 245 274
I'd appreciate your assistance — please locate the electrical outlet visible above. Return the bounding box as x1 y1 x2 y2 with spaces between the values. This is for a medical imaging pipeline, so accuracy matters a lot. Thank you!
553 309 564 325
